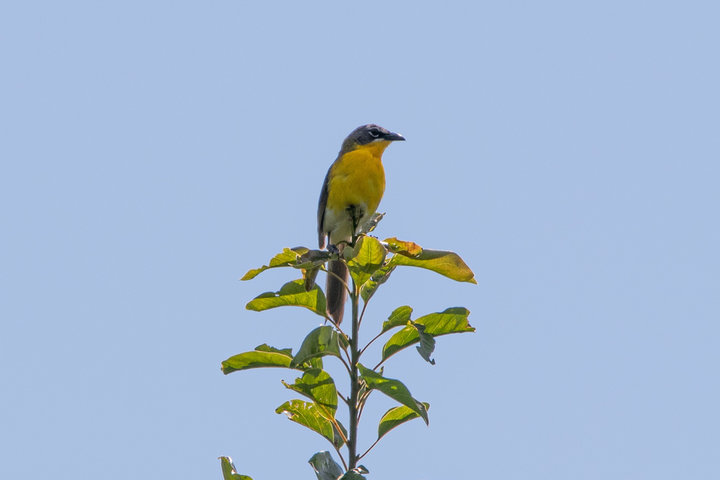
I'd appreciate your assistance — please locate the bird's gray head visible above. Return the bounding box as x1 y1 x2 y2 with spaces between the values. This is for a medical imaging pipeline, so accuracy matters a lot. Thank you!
340 124 405 152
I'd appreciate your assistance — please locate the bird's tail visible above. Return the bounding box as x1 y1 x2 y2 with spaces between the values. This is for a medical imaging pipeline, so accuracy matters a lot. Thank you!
326 259 348 325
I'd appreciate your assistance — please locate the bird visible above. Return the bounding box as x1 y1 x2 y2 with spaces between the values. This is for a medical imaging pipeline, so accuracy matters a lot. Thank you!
317 124 405 324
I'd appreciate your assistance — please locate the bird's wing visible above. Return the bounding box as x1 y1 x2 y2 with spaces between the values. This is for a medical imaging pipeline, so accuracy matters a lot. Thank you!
317 167 331 248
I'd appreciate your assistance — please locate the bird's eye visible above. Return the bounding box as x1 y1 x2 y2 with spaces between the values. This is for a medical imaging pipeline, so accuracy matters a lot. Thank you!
368 129 380 138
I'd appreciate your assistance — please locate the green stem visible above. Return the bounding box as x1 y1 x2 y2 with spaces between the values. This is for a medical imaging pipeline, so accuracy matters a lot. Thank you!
333 444 348 471
346 223 363 470
359 331 384 356
347 281 360 469
344 214 371 470
357 435 381 461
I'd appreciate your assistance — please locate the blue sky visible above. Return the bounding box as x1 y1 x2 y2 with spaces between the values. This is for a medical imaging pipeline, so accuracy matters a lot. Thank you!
2 1 718 479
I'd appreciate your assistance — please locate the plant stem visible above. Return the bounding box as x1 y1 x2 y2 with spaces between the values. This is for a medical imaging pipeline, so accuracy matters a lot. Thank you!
347 278 361 469
359 331 384 356
333 445 348 471
357 436 381 461
347 225 363 470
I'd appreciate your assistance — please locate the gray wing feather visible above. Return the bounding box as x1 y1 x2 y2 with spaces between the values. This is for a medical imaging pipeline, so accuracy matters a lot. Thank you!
317 167 331 248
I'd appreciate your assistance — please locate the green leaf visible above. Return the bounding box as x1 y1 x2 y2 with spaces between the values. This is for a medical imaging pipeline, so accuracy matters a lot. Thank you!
219 456 253 480
381 306 413 334
282 369 338 418
308 451 344 480
359 264 395 303
241 247 309 280
389 248 476 284
303 265 321 291
340 471 367 480
294 249 333 270
414 323 436 365
290 326 345 368
382 307 474 362
221 344 293 374
246 279 327 317
377 403 430 441
305 356 324 370
255 343 292 356
276 400 346 448
346 236 387 287
292 250 334 291
358 364 428 424
383 237 423 257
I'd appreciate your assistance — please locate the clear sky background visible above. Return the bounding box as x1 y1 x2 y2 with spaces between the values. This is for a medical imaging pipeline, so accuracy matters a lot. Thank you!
2 1 718 479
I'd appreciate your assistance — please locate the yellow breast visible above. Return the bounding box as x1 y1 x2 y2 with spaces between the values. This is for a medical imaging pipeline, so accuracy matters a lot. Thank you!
326 144 387 215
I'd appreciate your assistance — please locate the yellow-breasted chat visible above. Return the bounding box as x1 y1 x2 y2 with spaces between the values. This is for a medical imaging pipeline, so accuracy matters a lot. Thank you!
317 124 405 324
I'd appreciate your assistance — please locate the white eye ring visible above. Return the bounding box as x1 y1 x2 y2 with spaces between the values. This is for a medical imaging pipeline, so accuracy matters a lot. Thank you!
369 129 380 138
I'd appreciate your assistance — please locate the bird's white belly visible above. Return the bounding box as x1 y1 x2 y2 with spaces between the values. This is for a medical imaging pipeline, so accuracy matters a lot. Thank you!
324 202 370 246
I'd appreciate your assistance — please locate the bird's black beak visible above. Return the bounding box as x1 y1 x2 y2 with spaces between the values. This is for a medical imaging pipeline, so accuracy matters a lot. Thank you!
384 131 405 142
